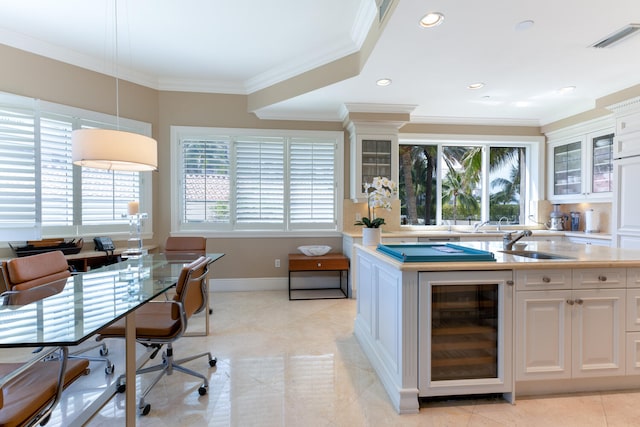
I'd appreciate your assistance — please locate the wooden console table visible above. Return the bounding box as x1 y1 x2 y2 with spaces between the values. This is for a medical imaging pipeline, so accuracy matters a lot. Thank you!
288 253 349 300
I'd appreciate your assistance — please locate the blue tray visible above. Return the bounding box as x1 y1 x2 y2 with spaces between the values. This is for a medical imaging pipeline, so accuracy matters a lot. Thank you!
376 243 496 263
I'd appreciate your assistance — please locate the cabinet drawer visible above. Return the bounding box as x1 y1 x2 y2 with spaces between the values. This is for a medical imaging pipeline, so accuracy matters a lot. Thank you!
572 268 626 289
628 268 640 288
288 255 349 271
515 269 571 291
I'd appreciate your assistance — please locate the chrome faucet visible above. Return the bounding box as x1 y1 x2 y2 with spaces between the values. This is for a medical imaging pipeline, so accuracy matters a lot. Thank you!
503 230 532 250
473 220 491 232
497 216 509 231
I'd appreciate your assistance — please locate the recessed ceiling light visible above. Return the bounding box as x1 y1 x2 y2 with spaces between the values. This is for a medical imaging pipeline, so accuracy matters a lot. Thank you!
419 12 444 28
515 20 535 31
467 82 485 89
558 86 576 94
376 78 392 86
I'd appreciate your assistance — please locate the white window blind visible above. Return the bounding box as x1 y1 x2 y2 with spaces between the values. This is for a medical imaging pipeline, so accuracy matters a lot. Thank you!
235 137 284 227
181 139 230 224
173 127 342 233
289 138 336 228
0 103 40 240
40 114 74 226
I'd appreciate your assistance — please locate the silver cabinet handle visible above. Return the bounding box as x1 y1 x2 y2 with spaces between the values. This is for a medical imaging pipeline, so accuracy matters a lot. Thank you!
567 299 575 305
542 276 551 283
598 275 607 282
506 280 514 286
575 298 584 305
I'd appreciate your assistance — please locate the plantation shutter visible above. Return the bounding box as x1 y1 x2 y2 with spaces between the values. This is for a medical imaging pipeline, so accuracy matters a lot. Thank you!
40 114 74 226
181 139 231 224
0 103 41 240
289 138 336 229
79 123 140 224
235 137 284 228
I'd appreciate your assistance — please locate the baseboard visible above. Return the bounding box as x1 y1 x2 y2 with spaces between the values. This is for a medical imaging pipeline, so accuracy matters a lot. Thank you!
209 277 288 292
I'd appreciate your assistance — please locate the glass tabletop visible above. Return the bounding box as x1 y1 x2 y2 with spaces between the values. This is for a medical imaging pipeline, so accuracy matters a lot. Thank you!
0 253 224 348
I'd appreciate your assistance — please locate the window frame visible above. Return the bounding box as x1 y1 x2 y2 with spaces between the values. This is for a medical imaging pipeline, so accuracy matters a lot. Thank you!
170 126 344 237
398 133 544 228
0 91 153 244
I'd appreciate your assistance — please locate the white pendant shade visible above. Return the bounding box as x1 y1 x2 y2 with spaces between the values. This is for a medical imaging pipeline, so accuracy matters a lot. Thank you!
72 128 157 171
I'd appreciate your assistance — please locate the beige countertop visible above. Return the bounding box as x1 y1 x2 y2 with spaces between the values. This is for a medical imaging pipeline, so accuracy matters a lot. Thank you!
355 240 640 272
343 228 611 241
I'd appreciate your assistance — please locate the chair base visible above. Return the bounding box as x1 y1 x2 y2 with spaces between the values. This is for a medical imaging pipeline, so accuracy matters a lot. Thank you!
116 343 216 416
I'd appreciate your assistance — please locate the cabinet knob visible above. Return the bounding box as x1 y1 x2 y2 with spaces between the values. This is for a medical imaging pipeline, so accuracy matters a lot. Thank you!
317 263 322 267
598 275 607 282
542 276 551 283
506 280 514 286
575 298 584 305
567 299 575 305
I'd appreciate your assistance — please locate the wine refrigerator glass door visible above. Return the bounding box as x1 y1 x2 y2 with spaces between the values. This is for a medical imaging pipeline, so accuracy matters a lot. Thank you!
418 270 513 397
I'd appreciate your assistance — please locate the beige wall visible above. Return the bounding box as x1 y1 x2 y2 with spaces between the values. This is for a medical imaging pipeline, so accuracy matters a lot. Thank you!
0 43 625 277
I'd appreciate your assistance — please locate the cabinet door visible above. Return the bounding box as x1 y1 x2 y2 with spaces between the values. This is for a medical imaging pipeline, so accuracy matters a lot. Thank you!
349 132 398 201
571 289 625 378
589 132 614 196
551 139 583 199
516 290 572 380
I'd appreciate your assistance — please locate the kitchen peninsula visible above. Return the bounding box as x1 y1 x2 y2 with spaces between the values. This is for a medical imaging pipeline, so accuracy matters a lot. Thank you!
353 240 640 414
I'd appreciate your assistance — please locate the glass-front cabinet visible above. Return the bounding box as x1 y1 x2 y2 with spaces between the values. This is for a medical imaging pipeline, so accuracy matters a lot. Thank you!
347 124 399 201
547 117 614 203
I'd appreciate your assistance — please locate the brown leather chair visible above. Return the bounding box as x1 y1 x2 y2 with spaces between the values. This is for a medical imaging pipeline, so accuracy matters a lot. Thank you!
0 251 113 375
164 236 206 256
0 346 89 427
164 236 212 324
98 256 217 416
1 251 71 292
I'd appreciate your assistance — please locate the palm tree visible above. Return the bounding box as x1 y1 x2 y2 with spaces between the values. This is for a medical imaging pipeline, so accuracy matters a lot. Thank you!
441 157 479 223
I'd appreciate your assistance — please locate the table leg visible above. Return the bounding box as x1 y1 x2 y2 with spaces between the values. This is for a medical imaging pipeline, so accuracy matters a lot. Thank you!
125 312 136 426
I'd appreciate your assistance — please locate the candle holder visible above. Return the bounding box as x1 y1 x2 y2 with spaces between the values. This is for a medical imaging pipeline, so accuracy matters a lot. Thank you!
122 212 148 258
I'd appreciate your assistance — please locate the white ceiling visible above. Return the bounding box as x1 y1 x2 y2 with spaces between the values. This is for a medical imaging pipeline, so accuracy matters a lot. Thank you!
1 0 640 126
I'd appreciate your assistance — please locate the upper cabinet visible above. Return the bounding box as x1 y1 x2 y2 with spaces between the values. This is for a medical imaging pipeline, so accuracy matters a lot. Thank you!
346 121 402 201
546 117 615 203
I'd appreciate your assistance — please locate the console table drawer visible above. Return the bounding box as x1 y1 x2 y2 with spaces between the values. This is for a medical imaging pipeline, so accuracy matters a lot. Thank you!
288 255 349 271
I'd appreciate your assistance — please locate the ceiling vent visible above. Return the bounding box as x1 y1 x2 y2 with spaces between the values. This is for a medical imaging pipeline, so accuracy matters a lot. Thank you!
590 23 640 48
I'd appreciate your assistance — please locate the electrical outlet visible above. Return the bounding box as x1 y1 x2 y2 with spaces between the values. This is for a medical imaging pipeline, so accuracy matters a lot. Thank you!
355 213 361 221
275 259 280 268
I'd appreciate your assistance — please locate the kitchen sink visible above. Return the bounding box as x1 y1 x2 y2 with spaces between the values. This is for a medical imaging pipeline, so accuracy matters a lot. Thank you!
499 250 574 260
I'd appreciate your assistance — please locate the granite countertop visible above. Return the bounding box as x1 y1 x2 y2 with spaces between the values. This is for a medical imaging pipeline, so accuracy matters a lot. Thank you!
355 240 640 272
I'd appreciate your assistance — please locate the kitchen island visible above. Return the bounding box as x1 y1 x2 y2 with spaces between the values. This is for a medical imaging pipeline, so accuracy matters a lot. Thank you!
354 240 640 413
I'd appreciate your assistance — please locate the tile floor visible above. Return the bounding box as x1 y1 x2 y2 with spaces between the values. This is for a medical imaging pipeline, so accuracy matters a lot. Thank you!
8 290 640 426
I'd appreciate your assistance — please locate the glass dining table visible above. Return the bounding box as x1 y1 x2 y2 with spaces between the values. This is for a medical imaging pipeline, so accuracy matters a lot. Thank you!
0 252 224 426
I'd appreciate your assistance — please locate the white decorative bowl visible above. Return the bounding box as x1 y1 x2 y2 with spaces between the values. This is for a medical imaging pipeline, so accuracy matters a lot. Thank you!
513 242 527 251
298 245 331 256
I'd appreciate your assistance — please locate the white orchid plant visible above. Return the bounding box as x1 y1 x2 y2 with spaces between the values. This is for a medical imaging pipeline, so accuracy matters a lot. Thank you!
355 176 397 228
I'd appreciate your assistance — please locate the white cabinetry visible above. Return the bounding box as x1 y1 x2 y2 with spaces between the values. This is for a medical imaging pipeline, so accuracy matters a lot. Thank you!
626 268 640 374
516 268 626 381
346 122 399 201
546 117 615 203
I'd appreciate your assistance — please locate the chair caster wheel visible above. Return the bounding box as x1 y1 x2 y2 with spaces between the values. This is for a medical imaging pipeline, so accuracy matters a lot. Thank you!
105 363 115 375
99 347 109 356
198 386 207 396
117 383 126 393
139 403 151 416
209 357 217 367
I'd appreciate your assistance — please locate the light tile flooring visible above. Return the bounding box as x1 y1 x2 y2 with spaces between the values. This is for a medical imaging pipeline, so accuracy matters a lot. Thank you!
8 291 640 426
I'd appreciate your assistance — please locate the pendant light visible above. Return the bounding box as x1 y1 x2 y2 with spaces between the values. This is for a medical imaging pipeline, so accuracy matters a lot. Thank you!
71 0 157 172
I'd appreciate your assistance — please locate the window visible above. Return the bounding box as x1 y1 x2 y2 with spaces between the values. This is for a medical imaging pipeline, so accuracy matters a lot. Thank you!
399 136 541 227
0 92 152 241
172 127 343 234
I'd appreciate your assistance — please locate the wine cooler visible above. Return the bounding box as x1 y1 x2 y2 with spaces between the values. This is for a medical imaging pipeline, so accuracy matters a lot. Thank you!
418 270 513 398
